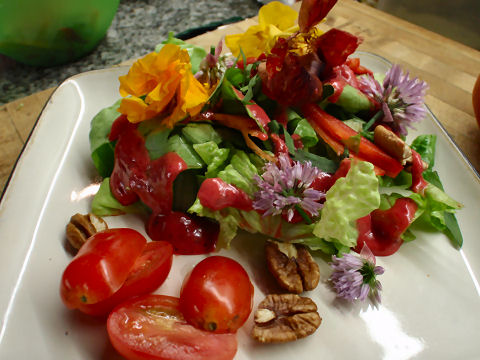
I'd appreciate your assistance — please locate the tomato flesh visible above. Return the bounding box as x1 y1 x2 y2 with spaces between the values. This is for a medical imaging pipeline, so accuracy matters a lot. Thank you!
60 228 146 308
107 295 237 360
180 256 254 333
77 241 173 316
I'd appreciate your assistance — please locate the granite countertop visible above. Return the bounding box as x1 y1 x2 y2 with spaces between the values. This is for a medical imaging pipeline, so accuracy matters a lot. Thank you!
0 0 261 105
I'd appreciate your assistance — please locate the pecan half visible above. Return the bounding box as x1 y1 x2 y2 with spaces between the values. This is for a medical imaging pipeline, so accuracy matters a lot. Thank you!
265 240 320 293
252 294 322 343
374 125 412 165
66 213 108 251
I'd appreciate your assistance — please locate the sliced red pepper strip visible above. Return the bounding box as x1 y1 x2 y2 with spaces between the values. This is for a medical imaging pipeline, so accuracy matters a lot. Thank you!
307 116 386 176
303 103 403 178
231 86 271 129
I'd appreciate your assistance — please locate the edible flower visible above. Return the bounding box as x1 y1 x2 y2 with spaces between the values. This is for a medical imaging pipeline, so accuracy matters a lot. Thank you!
329 244 384 302
118 44 209 126
225 1 298 58
253 154 324 222
358 64 428 136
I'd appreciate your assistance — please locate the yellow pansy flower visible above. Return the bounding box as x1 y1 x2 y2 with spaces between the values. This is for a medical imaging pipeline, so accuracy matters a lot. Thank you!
118 44 209 127
225 1 299 58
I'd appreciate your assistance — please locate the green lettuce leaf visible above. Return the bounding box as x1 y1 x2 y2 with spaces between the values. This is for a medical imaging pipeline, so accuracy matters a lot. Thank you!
189 198 334 252
193 141 230 177
216 150 260 195
313 160 380 248
182 123 222 144
144 127 172 160
167 135 204 169
334 85 372 113
293 118 318 148
91 178 146 216
89 100 121 177
410 135 464 247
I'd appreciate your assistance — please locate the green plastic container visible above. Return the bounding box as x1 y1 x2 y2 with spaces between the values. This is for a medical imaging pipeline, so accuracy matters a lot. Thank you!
0 0 119 66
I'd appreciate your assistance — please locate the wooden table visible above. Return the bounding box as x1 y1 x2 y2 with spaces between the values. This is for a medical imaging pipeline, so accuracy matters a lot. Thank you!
1 0 479 193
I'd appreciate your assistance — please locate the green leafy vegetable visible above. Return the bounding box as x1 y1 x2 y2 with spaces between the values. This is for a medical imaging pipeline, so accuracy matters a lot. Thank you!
182 123 222 144
144 127 171 160
334 85 372 113
91 178 146 216
293 118 318 148
313 160 380 248
89 100 121 177
167 135 204 169
193 141 230 177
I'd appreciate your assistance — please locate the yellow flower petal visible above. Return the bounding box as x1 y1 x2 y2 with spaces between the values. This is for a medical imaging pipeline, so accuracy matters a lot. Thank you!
225 2 298 57
118 96 157 124
258 1 298 31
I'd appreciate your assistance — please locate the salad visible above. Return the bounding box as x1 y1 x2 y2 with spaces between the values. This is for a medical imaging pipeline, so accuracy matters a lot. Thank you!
61 0 464 358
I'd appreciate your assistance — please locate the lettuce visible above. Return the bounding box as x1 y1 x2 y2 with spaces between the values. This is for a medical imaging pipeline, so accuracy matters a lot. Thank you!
334 85 372 113
217 151 260 195
313 160 380 248
189 198 334 251
91 178 146 216
193 141 230 177
293 118 318 148
89 100 121 177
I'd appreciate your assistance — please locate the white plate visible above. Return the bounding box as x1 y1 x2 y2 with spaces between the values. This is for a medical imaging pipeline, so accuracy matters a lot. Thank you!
1 52 479 360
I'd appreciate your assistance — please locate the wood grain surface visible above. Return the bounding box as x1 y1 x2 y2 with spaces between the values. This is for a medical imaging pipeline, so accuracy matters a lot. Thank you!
1 0 479 194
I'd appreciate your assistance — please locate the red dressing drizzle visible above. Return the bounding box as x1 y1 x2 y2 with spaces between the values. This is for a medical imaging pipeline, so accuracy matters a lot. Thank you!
410 150 428 194
355 198 417 256
197 178 253 212
109 125 220 255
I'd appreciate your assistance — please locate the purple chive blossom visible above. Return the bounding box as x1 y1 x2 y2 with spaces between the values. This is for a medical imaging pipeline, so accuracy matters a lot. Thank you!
195 39 234 87
253 154 325 222
358 64 428 136
329 244 384 303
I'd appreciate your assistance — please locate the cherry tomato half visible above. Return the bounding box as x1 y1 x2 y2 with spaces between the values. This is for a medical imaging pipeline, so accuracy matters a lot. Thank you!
179 256 254 333
77 241 173 316
60 228 146 308
107 295 237 360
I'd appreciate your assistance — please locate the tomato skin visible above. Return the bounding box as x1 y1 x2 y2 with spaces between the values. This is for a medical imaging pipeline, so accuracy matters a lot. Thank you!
179 256 254 333
77 241 173 316
107 295 237 360
60 228 146 309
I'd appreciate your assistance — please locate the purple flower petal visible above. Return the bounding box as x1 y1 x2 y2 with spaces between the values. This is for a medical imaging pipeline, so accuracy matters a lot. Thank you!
253 154 325 220
329 248 384 303
358 64 428 136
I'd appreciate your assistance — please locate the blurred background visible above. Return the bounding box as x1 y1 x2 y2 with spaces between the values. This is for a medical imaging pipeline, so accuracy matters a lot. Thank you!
1 0 478 105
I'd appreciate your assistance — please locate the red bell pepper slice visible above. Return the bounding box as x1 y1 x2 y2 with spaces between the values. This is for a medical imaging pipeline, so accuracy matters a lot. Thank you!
231 86 271 130
302 103 403 178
